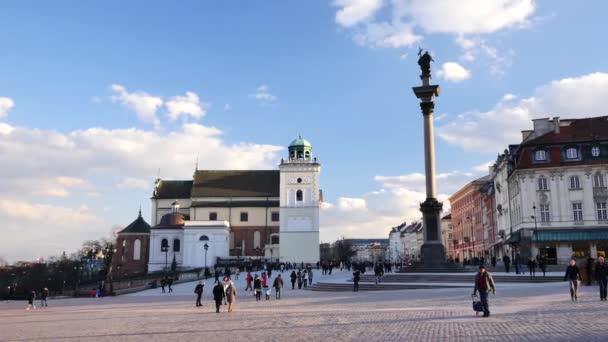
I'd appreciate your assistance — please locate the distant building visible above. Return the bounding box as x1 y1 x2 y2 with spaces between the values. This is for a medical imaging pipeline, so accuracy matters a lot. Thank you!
112 209 151 277
440 213 453 259
343 239 388 262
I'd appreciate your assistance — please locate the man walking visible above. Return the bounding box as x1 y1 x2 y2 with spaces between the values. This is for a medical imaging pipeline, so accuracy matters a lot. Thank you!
40 288 49 307
353 269 360 292
472 265 496 317
564 259 581 301
226 281 237 313
273 274 284 299
194 281 204 307
595 256 608 301
502 254 511 273
212 281 224 313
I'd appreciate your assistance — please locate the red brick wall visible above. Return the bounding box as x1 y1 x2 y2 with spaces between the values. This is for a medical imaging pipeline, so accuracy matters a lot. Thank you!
112 234 150 277
230 225 279 256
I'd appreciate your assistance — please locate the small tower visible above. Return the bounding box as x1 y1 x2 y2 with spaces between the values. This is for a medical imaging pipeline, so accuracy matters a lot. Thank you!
279 136 321 264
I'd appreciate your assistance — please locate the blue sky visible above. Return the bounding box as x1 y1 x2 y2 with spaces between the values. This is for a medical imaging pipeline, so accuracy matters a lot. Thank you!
1 1 608 262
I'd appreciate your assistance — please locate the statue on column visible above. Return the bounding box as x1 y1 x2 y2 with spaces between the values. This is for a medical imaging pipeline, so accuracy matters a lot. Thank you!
417 48 434 77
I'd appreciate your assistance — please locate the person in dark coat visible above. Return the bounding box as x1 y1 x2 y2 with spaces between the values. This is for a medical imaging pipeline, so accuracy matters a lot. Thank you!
40 288 49 307
273 274 284 299
595 256 608 301
538 256 547 277
253 275 262 302
353 269 360 292
160 277 166 293
564 259 581 301
527 258 536 277
212 282 225 313
290 271 297 289
194 281 204 307
26 291 36 310
296 271 303 289
167 276 173 293
502 255 511 273
472 265 496 317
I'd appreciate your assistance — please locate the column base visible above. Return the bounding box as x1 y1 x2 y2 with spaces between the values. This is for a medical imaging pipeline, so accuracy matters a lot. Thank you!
420 242 446 266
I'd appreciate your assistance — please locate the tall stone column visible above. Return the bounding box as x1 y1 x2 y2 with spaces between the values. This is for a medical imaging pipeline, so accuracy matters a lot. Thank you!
412 51 445 265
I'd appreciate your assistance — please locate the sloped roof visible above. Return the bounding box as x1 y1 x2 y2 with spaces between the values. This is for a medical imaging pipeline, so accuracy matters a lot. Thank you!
153 180 193 199
524 116 608 145
120 212 151 234
192 170 280 198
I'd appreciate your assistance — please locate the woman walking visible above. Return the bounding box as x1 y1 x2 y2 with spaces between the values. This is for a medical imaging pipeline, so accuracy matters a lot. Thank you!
564 259 581 301
226 281 237 312
297 270 303 289
254 274 262 302
290 270 297 289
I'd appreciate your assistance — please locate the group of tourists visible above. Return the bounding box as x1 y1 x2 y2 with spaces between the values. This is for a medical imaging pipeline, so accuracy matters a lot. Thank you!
24 288 49 310
160 275 174 293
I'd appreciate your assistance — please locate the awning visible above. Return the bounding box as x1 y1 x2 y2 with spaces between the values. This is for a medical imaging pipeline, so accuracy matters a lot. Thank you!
506 231 521 244
534 229 608 242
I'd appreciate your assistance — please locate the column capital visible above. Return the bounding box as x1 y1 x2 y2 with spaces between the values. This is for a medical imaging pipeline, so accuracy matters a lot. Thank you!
420 101 435 116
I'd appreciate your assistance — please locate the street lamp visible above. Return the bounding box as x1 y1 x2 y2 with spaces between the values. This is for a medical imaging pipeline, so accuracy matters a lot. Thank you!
161 245 169 271
203 243 209 278
531 202 538 254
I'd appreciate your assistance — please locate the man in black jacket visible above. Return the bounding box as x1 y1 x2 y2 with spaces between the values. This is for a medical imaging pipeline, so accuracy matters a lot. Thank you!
502 255 511 273
564 259 581 301
473 265 496 317
212 282 225 313
194 281 204 307
595 256 608 301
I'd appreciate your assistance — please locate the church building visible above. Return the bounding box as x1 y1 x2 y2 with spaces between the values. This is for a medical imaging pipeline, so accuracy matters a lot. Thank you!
144 136 322 272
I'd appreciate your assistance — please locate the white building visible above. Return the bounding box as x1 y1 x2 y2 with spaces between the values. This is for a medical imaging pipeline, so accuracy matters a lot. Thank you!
499 117 608 264
148 136 322 272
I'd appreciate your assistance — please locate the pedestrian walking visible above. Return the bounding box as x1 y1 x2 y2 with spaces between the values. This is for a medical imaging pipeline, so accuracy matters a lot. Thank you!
26 291 36 310
160 277 166 293
308 269 314 286
246 272 253 291
167 276 174 293
273 274 284 299
235 269 240 280
491 256 497 268
212 282 225 313
194 281 204 307
214 269 220 284
226 281 237 312
290 270 297 290
302 270 308 289
527 257 536 277
222 277 229 305
472 265 496 318
262 272 268 288
503 255 511 273
539 256 547 277
297 271 303 289
564 259 581 301
254 275 262 302
353 269 360 292
40 288 49 307
515 253 522 274
595 256 608 301
264 286 271 300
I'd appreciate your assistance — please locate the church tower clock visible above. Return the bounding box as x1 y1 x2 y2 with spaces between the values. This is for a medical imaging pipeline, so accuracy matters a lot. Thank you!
278 136 321 264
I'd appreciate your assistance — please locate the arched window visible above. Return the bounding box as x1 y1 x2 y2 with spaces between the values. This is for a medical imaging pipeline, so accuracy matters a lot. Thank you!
133 239 141 260
254 231 261 249
296 189 303 202
305 151 310 160
199 235 209 241
161 238 169 251
173 239 180 252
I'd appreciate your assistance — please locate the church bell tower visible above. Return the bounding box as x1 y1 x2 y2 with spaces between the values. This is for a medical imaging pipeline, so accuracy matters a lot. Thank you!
278 135 321 264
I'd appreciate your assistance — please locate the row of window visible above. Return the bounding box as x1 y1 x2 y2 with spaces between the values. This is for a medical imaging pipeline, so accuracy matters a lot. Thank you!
535 202 608 223
534 146 602 162
207 211 280 222
537 174 606 190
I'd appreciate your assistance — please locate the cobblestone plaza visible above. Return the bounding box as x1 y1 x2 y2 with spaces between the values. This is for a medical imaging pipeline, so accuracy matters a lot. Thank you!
2 272 607 341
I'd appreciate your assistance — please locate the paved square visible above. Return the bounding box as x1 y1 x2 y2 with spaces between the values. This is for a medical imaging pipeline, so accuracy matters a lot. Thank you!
2 272 607 341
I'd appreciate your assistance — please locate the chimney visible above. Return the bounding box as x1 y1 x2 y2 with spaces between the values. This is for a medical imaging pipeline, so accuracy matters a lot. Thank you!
553 117 560 134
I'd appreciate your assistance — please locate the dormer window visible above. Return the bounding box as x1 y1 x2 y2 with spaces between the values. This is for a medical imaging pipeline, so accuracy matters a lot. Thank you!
566 147 578 160
591 146 601 157
535 150 547 161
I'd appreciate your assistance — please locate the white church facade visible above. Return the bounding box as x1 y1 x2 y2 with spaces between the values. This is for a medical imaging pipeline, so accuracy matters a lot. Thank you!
147 136 321 272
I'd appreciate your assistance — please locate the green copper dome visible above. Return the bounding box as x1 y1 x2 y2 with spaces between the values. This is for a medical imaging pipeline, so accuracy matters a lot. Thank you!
289 135 312 148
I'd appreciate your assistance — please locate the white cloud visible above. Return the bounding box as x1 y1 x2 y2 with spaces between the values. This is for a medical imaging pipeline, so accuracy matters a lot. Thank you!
436 62 471 82
252 85 277 103
353 22 422 48
0 97 15 118
334 0 383 27
437 72 608 153
117 177 150 191
0 199 99 226
393 0 535 35
166 91 207 121
337 197 367 211
224 103 232 112
399 53 408 60
110 84 163 127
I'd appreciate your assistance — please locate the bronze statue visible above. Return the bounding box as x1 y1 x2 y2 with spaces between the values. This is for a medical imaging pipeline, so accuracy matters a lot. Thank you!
417 49 434 77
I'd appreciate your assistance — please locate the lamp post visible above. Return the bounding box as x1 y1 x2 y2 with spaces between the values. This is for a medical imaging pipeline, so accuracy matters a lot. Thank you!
161 245 169 271
203 243 209 278
531 202 538 255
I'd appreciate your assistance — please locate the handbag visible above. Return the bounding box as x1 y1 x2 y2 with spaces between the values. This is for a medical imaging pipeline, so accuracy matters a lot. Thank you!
472 294 483 315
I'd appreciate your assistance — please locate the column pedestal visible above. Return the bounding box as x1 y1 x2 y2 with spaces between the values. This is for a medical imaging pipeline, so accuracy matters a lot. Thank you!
420 198 446 265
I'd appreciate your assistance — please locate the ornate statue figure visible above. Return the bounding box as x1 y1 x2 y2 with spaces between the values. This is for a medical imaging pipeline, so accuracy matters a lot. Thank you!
417 49 434 77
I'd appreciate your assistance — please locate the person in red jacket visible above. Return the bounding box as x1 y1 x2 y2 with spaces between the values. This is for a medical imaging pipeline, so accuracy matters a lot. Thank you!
245 272 253 291
262 272 268 288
